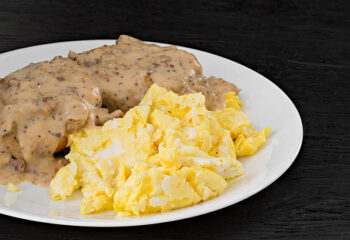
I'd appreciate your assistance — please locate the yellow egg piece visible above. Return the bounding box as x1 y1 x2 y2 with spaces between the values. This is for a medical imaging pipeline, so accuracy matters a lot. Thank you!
7 183 21 192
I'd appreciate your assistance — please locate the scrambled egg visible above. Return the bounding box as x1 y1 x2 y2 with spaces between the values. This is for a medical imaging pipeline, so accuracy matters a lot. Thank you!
50 84 270 216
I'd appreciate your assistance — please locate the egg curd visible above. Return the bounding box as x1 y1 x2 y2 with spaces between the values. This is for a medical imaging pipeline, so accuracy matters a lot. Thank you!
50 84 270 216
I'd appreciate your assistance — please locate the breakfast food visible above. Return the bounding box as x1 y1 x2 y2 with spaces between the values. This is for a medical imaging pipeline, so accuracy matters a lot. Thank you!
69 35 240 112
0 35 239 187
50 84 270 216
0 35 271 217
0 57 122 186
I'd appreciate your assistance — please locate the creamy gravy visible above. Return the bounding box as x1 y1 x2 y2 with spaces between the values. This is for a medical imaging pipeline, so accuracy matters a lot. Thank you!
0 35 239 187
0 57 121 187
69 35 240 112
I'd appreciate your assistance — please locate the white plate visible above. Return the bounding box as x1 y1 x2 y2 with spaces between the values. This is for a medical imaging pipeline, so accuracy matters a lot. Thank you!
0 40 303 227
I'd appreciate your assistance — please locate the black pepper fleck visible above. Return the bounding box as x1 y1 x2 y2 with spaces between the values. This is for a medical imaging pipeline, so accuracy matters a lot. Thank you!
57 76 65 81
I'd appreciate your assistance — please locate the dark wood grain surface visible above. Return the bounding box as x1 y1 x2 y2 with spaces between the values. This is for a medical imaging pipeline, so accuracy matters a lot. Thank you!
0 0 349 239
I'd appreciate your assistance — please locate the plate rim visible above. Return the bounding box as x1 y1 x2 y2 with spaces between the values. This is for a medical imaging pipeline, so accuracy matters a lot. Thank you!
0 40 303 227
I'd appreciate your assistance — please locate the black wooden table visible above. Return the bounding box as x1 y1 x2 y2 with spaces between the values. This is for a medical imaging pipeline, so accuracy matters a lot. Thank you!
0 0 349 239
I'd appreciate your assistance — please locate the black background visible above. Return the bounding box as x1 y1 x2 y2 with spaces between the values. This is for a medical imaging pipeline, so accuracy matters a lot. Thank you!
0 0 349 239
